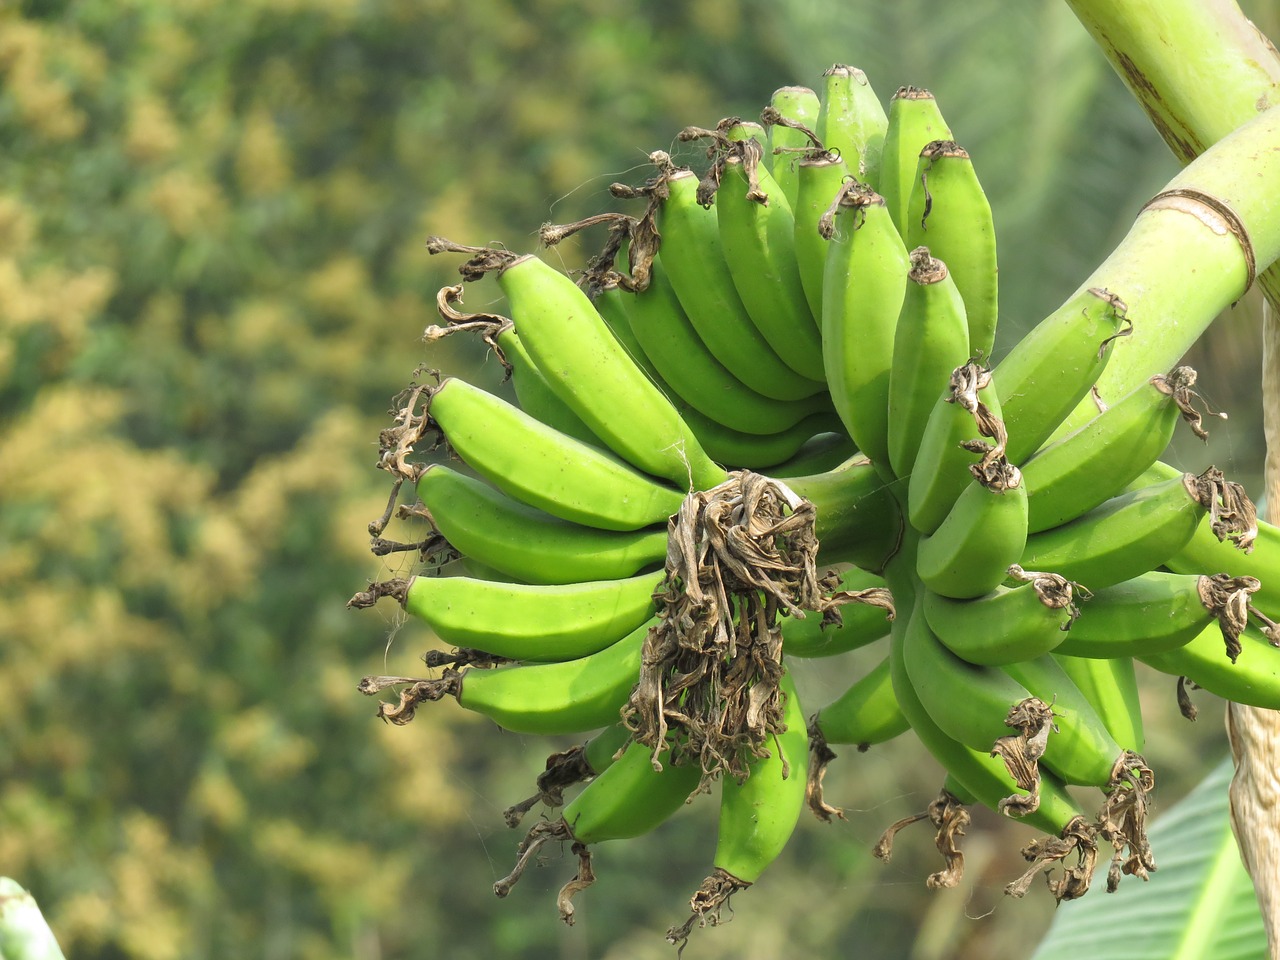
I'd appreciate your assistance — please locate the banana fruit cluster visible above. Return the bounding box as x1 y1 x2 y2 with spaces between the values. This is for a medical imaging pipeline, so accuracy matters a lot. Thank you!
349 64 1280 941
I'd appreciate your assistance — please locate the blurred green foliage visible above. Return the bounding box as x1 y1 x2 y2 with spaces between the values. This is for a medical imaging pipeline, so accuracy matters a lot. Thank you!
0 0 1269 957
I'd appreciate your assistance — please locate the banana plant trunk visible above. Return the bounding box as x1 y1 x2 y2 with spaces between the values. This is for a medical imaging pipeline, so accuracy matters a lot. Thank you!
1063 0 1280 951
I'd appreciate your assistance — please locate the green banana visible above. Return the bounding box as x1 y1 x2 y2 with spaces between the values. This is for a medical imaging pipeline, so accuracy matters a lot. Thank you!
496 736 702 923
712 140 826 379
764 85 821 207
907 360 1011 534
434 243 726 490
784 455 906 571
1018 470 1209 590
683 409 847 471
1000 654 1132 789
423 376 686 530
615 254 833 434
812 654 909 747
886 246 971 479
1140 622 1280 710
1022 366 1216 533
815 63 889 188
782 565 894 658
820 182 910 468
994 284 1131 464
671 670 808 943
1051 654 1145 753
888 586 1081 830
650 160 824 401
415 464 667 585
764 430 858 478
1054 571 1258 660
360 617 654 736
502 721 635 827
903 139 999 358
879 86 954 236
389 571 662 662
917 473 1029 599
793 153 850 321
923 566 1078 666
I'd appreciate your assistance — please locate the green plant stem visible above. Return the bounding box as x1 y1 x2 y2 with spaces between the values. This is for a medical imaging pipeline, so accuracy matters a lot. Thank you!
998 102 1280 454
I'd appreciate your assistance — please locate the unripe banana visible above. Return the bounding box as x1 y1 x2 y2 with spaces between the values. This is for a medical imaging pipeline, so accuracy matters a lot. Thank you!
782 566 894 658
423 376 686 530
1022 366 1216 533
794 153 850 321
361 617 653 736
1054 571 1258 660
651 162 824 401
415 464 667 585
496 736 702 922
815 64 889 188
784 455 906 571
614 255 833 435
764 85 821 207
879 87 954 235
820 182 910 469
1140 622 1280 710
684 409 847 470
887 247 971 479
671 671 809 944
765 430 858 478
438 246 726 490
713 142 826 379
924 566 1077 666
392 571 662 662
1019 471 1208 590
1051 654 1145 753
917 473 1029 599
994 285 1131 464
904 140 999 358
908 360 1011 534
812 654 909 747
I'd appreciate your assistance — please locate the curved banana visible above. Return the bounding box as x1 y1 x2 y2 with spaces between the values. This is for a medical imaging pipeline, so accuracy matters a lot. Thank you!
1051 654 1145 753
887 246 971 479
994 285 1131 464
652 161 824 401
502 722 635 827
671 670 808 943
764 85 821 207
782 566 894 658
390 571 661 662
1140 622 1280 710
415 464 668 585
1022 367 1215 533
794 153 850 321
879 86 954 236
816 63 889 187
908 360 1011 534
361 617 653 736
685 409 846 470
1055 571 1258 659
917 473 1029 599
765 430 858 478
924 567 1078 666
1019 470 1208 590
820 182 910 469
496 736 702 922
903 140 998 358
784 455 906 571
615 254 832 435
812 654 909 747
435 244 726 490
423 376 686 530
714 141 826 379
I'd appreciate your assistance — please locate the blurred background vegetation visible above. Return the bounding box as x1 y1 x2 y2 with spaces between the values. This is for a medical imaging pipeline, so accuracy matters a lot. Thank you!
2 0 1277 957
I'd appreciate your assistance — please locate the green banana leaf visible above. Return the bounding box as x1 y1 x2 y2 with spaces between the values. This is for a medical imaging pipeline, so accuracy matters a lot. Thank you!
0 880 66 960
1030 756 1266 960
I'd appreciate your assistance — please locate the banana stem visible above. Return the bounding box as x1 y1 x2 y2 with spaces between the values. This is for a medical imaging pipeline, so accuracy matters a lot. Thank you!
1061 0 1280 949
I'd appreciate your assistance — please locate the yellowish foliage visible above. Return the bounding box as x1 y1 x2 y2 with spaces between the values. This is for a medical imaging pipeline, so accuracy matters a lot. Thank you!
125 95 183 165
235 106 294 196
146 168 229 238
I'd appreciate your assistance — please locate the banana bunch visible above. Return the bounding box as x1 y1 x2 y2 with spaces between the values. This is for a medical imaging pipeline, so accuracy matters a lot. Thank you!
349 63 1280 940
